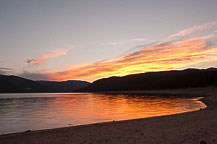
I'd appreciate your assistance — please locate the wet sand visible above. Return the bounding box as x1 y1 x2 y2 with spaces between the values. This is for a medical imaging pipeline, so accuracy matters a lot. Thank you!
1 87 217 144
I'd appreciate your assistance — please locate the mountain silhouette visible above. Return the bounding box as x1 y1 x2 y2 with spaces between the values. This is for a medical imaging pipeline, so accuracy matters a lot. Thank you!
0 74 90 93
37 80 90 92
1 67 217 93
80 67 217 92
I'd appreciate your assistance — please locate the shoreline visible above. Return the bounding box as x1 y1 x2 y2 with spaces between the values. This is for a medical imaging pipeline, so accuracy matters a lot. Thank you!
0 87 217 144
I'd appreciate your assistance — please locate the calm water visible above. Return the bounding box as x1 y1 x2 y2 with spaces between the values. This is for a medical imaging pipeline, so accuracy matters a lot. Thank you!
0 93 206 135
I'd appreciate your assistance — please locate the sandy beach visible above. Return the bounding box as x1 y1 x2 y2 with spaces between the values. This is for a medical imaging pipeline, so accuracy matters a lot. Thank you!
1 87 217 144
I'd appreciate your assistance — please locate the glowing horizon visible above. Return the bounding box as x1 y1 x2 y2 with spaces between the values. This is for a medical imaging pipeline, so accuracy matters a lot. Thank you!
20 21 217 82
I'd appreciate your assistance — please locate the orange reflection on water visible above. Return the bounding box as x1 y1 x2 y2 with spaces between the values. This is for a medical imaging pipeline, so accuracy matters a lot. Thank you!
0 93 206 134
46 93 206 124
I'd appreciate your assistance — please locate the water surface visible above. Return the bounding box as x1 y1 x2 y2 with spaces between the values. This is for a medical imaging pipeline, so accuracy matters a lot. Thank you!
0 93 206 135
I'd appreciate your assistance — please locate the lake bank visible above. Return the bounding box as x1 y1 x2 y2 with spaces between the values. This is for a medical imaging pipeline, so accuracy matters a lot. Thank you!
0 87 217 144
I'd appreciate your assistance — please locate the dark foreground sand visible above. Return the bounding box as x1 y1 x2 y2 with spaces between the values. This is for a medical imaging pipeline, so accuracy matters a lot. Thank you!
1 87 217 144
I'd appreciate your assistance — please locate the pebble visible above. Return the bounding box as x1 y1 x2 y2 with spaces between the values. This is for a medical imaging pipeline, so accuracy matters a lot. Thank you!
200 140 206 144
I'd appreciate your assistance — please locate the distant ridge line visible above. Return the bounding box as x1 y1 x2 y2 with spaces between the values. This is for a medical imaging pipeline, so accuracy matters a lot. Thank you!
0 74 90 93
79 67 217 92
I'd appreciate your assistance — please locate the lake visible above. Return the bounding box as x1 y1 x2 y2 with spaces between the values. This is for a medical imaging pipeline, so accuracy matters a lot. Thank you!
0 93 206 135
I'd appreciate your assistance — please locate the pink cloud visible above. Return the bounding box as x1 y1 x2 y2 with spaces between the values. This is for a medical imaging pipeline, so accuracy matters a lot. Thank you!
130 38 148 42
168 21 217 39
27 49 68 65
24 21 217 81
46 34 217 81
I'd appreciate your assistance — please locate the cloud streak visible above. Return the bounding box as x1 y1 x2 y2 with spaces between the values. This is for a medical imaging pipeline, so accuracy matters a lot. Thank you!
27 49 69 65
45 33 217 81
103 38 150 46
0 67 13 75
22 21 217 81
130 38 148 42
168 21 217 39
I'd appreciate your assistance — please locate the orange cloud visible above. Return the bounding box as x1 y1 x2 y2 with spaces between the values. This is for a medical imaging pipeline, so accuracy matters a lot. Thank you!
27 49 68 65
46 33 217 81
168 21 217 39
22 21 217 81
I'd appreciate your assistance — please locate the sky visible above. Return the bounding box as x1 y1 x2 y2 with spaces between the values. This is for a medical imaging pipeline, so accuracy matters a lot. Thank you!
0 0 217 82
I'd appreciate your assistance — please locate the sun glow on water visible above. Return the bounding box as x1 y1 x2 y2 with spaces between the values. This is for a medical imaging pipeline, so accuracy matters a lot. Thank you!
0 93 206 135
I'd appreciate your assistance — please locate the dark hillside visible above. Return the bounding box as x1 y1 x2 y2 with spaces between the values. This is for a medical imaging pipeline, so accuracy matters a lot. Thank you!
0 74 43 93
0 74 90 93
37 80 90 92
80 68 217 92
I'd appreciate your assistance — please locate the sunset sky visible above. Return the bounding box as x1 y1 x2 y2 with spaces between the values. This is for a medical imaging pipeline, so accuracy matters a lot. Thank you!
0 0 217 82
